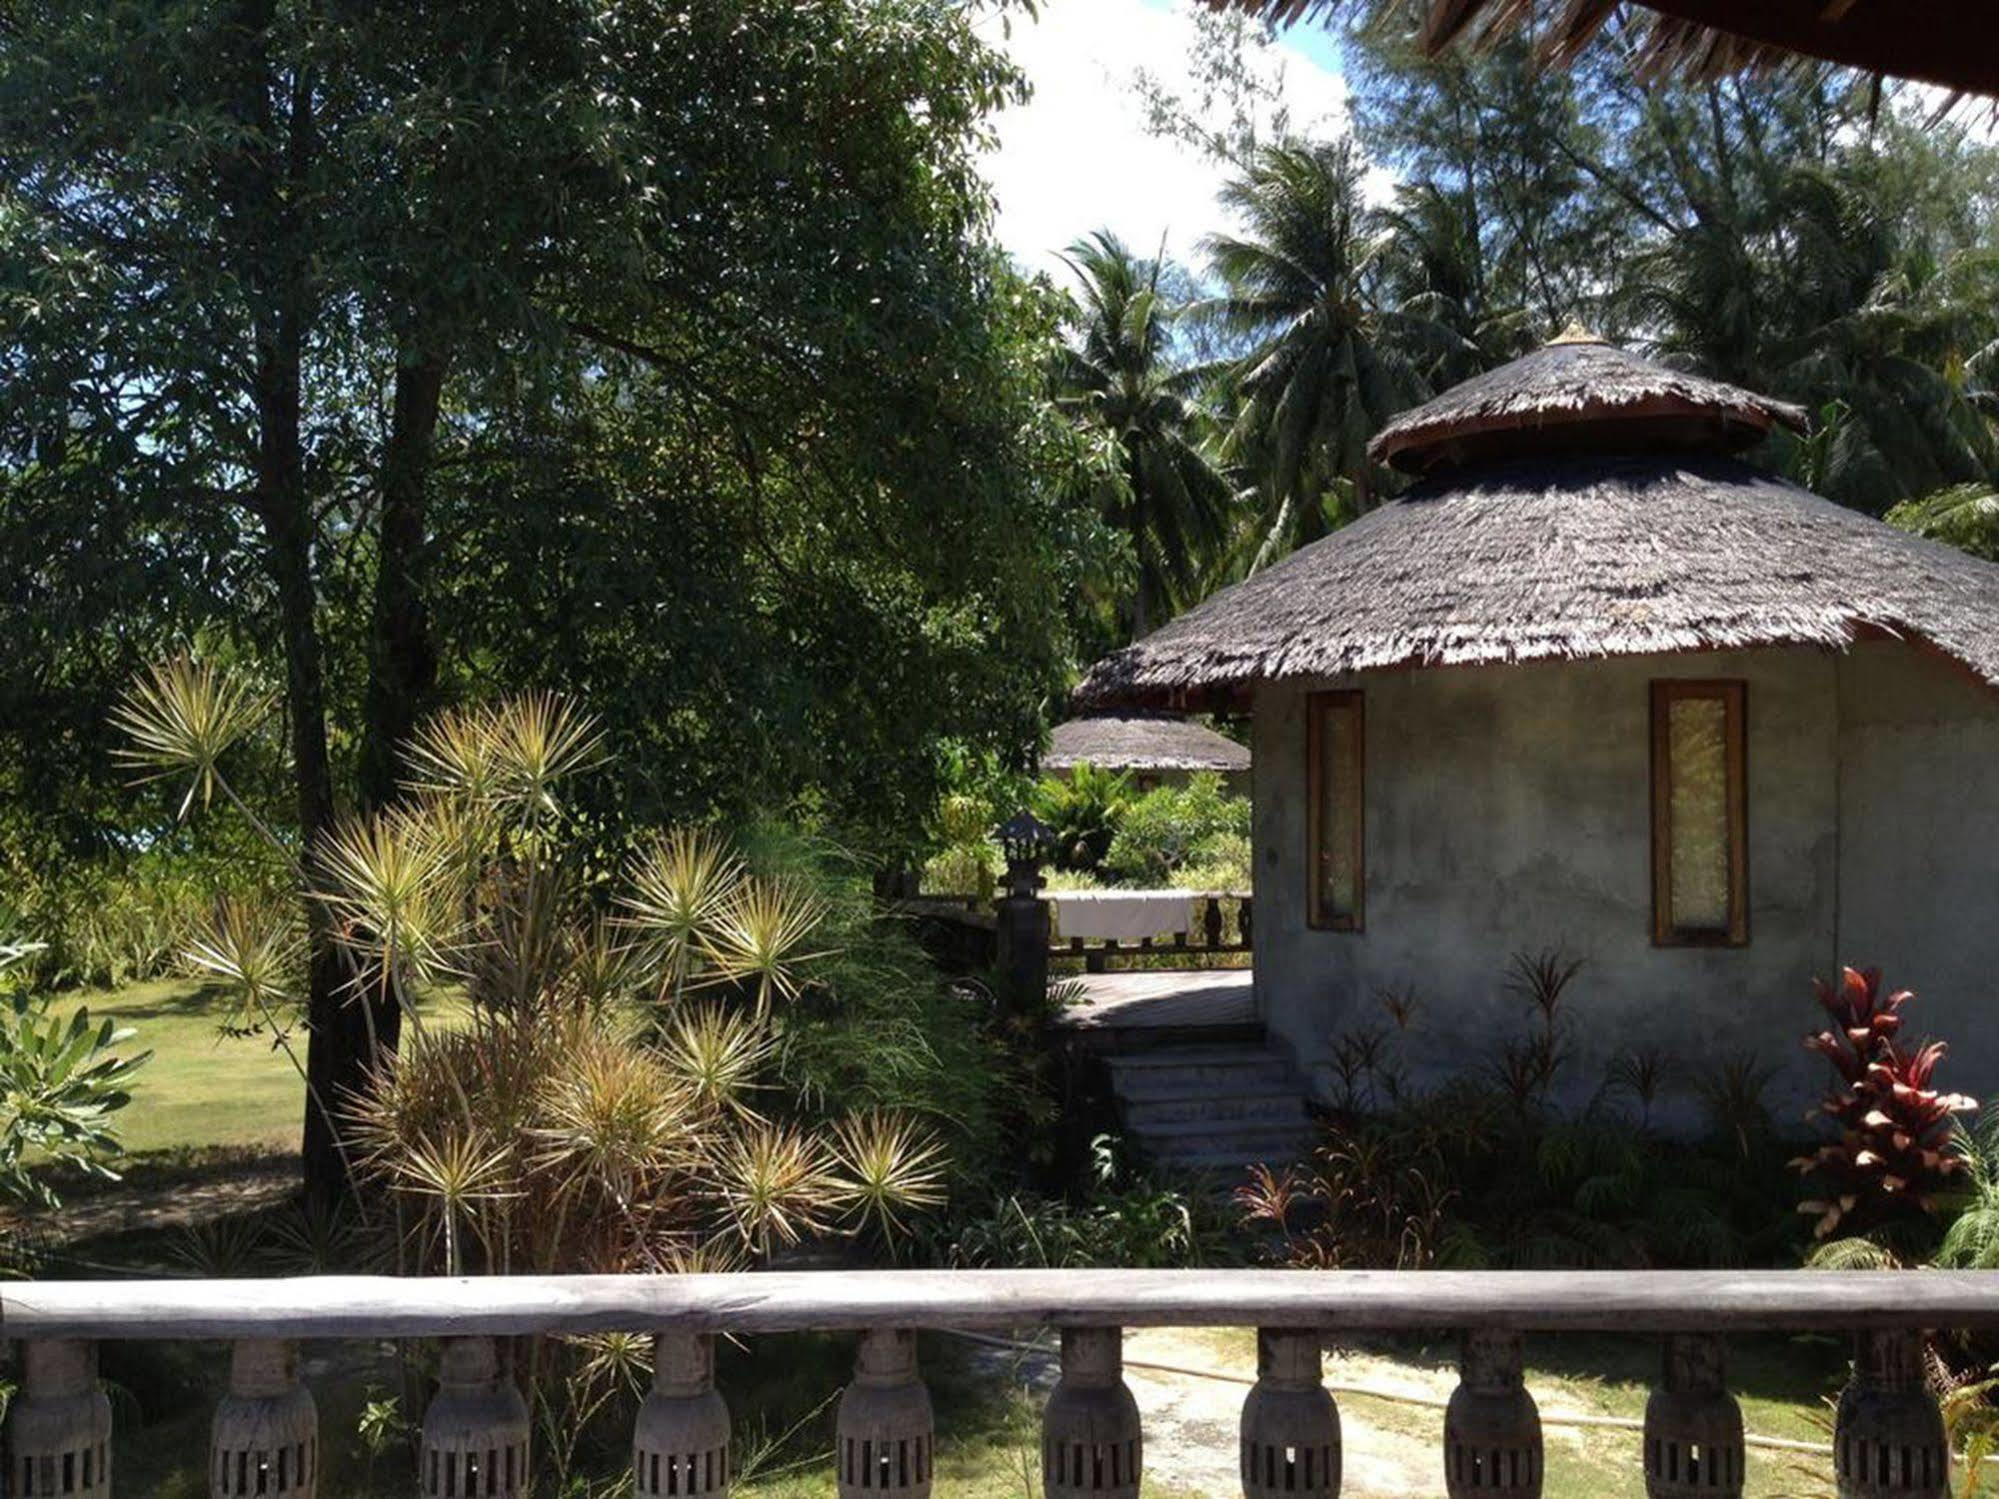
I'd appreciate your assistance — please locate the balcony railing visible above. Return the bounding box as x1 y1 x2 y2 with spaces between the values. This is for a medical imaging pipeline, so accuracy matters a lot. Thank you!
3 1267 1990 1496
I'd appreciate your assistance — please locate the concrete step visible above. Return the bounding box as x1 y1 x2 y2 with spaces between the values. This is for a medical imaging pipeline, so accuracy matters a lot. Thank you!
1119 1086 1309 1128
1135 1117 1317 1162
1105 1047 1293 1096
1142 1131 1319 1174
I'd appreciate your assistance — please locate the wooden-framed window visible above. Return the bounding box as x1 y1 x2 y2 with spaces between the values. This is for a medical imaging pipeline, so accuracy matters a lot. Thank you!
1650 680 1747 946
1307 691 1364 932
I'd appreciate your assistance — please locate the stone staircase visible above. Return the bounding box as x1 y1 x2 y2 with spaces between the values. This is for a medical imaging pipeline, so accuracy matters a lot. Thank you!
1105 1041 1317 1175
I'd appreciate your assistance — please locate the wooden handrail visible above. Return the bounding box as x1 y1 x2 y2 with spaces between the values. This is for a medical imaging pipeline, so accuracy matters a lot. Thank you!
8 1267 1999 1341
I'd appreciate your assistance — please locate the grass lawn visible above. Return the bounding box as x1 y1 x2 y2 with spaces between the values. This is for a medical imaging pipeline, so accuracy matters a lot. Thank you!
48 976 467 1157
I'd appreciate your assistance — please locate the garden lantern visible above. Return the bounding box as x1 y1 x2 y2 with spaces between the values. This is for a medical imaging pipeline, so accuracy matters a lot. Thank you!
419 1337 531 1498
1240 1328 1341 1497
1834 1330 1947 1498
1444 1330 1542 1498
8 1340 111 1499
995 809 1054 898
1042 1327 1143 1499
210 1339 317 1497
634 1332 731 1497
835 1328 933 1498
1643 1334 1742 1498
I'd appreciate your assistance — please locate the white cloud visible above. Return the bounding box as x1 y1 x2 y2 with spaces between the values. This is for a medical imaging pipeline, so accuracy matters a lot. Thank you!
975 0 1364 283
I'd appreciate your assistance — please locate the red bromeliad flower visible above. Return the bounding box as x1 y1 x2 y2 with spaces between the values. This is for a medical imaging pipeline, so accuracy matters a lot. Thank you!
1793 967 1976 1239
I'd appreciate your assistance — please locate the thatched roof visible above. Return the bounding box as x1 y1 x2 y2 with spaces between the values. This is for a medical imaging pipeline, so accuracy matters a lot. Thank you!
1213 0 1999 97
1369 335 1808 475
1043 713 1251 773
1077 451 1999 710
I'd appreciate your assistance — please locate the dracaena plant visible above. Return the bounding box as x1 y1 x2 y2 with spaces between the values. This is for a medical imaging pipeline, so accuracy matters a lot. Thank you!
1795 966 1976 1242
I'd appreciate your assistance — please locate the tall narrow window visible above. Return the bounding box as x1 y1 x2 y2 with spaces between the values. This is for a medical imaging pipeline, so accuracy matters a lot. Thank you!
1307 691 1364 931
1650 680 1747 945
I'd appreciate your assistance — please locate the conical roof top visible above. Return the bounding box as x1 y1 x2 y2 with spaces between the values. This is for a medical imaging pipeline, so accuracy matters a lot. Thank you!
1369 332 1808 474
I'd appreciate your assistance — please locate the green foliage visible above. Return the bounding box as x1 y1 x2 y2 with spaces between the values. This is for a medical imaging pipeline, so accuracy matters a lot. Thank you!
1887 483 1999 561
1053 231 1237 638
0 942 152 1206
1102 772 1250 885
1238 962 1801 1270
1030 764 1134 874
1938 1109 1999 1271
947 1135 1235 1269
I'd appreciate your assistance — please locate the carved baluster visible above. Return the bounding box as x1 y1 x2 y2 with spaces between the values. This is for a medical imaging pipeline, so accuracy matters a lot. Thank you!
1643 1333 1742 1498
1241 1328 1341 1497
7 1340 111 1498
211 1339 317 1497
1239 896 1253 948
1444 1330 1541 1498
1042 1327 1142 1499
836 1328 932 1498
1203 898 1224 949
419 1336 531 1498
634 1332 730 1497
1834 1330 1948 1498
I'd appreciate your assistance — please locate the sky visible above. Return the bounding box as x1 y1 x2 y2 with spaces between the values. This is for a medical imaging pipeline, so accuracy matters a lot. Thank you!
974 0 1369 283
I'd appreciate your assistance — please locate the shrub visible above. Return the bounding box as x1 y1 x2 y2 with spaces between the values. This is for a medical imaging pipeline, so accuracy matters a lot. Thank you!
1102 773 1249 885
1031 764 1132 874
1795 965 1976 1242
0 941 151 1207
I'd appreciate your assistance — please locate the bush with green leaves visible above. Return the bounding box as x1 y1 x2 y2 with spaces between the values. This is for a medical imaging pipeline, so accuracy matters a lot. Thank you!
1102 772 1250 886
0 941 151 1207
1031 764 1133 874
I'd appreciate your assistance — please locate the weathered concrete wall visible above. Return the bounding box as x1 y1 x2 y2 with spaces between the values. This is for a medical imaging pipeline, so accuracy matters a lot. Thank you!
1835 639 1999 1093
1252 646 1852 1119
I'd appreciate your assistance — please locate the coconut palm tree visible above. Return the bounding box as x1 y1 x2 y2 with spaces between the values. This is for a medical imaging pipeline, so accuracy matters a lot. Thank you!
1201 138 1420 571
1053 231 1236 637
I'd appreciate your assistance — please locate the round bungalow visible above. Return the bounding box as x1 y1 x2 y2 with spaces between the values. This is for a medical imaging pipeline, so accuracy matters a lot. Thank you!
1043 713 1250 795
1077 333 1999 1112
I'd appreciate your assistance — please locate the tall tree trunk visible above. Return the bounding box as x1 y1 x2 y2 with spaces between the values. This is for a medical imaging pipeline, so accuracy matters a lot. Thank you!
358 348 448 811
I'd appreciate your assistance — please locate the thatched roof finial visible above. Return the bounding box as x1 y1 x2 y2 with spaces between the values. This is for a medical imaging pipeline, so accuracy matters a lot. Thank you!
1368 338 1806 475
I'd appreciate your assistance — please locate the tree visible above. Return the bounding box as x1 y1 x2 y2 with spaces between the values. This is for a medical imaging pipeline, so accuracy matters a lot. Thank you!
1202 139 1416 568
1 0 1088 1202
1054 232 1237 637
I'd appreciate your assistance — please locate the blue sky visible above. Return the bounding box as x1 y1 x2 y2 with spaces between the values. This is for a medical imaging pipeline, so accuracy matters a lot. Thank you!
975 0 1370 282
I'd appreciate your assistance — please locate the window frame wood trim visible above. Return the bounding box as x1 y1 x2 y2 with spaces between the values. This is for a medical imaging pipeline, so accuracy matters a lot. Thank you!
1306 689 1365 933
1649 679 1748 947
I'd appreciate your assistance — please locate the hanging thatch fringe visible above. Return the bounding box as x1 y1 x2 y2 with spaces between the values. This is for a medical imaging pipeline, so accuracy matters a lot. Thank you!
1207 0 1999 99
1075 453 1999 711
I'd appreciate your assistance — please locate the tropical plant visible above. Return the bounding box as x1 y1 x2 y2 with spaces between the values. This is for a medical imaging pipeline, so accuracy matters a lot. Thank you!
0 942 151 1208
1101 772 1250 885
1887 483 1999 561
1031 764 1135 875
1202 137 1419 570
1794 966 1976 1243
1937 1109 1999 1271
1054 231 1238 636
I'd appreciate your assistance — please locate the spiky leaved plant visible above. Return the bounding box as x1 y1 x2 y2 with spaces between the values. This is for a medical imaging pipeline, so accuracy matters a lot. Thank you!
1796 966 1976 1243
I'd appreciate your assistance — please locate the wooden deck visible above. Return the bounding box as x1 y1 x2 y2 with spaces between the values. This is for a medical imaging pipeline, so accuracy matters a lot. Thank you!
1053 967 1255 1031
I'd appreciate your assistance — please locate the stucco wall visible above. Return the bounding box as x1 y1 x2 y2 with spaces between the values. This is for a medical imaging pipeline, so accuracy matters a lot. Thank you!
1251 646 1888 1118
1835 640 1999 1092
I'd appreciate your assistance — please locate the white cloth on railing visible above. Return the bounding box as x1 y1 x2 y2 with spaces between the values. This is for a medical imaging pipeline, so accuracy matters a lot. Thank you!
1050 890 1195 942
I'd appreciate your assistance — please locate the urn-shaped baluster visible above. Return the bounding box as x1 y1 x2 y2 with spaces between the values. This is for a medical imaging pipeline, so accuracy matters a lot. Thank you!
1834 1330 1947 1498
1643 1333 1743 1498
836 1328 933 1497
1241 1328 1341 1497
634 1332 730 1497
419 1336 531 1498
1042 1327 1142 1499
211 1339 318 1497
1444 1329 1542 1498
7 1340 112 1499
